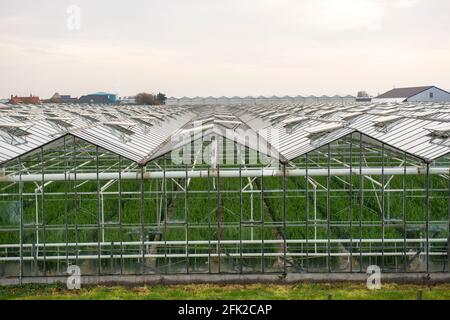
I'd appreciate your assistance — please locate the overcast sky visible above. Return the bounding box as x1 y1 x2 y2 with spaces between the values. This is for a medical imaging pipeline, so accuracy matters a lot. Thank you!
1 0 449 98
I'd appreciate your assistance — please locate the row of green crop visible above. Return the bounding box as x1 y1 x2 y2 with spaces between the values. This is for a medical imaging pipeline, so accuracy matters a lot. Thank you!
1 174 448 243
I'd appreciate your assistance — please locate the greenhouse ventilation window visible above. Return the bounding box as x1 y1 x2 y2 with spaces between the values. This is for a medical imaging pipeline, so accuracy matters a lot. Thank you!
79 114 100 123
259 110 278 118
281 116 309 133
412 111 439 119
103 121 136 135
317 109 336 117
46 117 74 130
130 116 154 127
268 113 290 122
213 119 242 125
282 116 309 126
425 123 450 138
304 109 318 116
10 115 29 121
195 116 214 124
0 122 32 145
401 105 423 111
213 119 242 130
102 121 137 143
373 115 403 132
102 112 118 120
215 114 238 120
304 122 344 142
368 109 398 116
180 124 214 134
150 113 165 121
340 112 363 122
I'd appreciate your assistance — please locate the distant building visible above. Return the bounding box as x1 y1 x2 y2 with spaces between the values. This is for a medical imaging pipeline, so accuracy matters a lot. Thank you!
79 92 117 104
78 95 110 104
9 94 40 105
118 96 136 105
59 95 78 103
373 86 450 103
47 93 78 104
94 92 117 103
356 91 372 102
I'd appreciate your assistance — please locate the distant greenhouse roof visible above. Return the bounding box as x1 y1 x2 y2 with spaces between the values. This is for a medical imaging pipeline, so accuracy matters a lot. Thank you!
1 101 450 165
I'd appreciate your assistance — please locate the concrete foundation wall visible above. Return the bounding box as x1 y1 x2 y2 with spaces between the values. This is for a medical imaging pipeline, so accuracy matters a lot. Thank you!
1 273 449 286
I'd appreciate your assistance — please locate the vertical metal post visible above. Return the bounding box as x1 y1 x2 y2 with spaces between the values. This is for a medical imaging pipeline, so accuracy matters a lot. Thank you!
403 153 407 272
40 147 46 276
447 163 450 273
261 165 265 273
185 164 189 274
140 166 145 274
207 165 211 274
64 136 69 268
96 146 101 276
18 157 24 284
239 164 243 274
381 144 385 271
359 133 363 272
72 136 79 265
118 155 124 275
425 163 430 273
162 158 168 274
216 163 221 273
282 163 287 274
305 154 309 272
349 136 353 273
163 161 168 274
327 144 331 273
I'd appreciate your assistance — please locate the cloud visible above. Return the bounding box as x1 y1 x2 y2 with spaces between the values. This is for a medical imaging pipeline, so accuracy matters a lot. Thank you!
0 15 38 37
0 32 188 67
0 0 446 98
392 0 421 8
0 15 34 27
303 0 385 31
236 0 423 32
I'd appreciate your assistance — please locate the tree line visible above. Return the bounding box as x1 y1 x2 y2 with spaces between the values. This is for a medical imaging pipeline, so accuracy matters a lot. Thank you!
136 92 167 105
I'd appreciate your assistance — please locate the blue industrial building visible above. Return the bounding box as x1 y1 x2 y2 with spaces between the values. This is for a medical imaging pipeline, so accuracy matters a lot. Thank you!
79 92 117 104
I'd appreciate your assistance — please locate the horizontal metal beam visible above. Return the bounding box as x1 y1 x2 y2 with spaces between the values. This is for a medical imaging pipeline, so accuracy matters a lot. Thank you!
1 167 449 182
2 240 447 262
0 238 447 248
0 252 447 262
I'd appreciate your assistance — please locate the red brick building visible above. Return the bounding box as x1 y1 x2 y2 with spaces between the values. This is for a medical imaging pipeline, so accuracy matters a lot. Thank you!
9 94 41 105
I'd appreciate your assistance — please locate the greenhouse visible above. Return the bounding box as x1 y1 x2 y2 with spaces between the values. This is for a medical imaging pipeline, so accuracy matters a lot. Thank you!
0 101 449 279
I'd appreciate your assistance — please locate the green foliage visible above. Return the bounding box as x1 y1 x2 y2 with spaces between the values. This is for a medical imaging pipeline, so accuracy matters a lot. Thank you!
1 283 450 300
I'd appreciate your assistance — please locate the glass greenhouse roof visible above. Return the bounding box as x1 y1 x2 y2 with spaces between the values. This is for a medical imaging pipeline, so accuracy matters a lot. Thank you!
0 102 450 165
